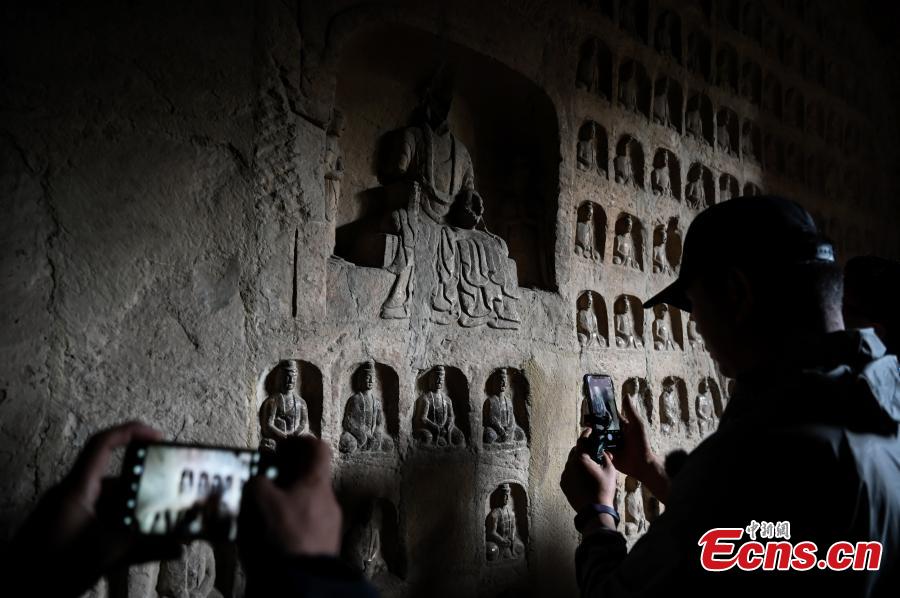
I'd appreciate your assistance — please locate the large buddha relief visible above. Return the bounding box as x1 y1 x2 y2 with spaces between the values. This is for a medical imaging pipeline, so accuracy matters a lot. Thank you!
333 25 559 329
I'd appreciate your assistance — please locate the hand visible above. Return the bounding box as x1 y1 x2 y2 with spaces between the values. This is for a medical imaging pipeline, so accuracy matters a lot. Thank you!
7 422 182 598
617 394 672 503
239 436 341 562
560 429 618 513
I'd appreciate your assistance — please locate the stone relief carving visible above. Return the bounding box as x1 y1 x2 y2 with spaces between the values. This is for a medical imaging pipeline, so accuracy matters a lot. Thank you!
623 378 653 426
483 368 527 448
576 38 610 99
686 31 709 79
695 379 716 436
613 214 640 270
617 62 639 114
623 477 648 536
379 71 521 329
614 144 634 186
574 202 599 261
155 541 222 598
344 501 389 580
659 379 681 435
577 122 596 172
654 11 676 59
485 483 525 562
324 108 346 220
577 292 607 349
687 315 705 350
259 360 310 453
652 225 672 275
652 78 671 128
651 151 671 197
652 305 677 350
413 366 464 448
340 361 394 455
614 296 643 349
685 166 706 209
741 121 758 162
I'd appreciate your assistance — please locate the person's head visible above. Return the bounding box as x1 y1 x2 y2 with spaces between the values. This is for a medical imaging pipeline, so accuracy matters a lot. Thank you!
843 255 900 354
644 196 843 378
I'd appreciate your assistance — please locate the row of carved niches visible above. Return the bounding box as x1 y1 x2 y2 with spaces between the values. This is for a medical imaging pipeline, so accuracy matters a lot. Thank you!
334 28 560 333
575 206 683 270
577 292 706 352
581 376 726 438
576 1 871 113
258 361 531 455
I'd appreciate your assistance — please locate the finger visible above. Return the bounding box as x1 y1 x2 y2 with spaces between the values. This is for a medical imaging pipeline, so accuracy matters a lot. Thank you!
272 436 333 489
69 422 163 500
579 427 592 438
242 475 285 515
621 392 637 424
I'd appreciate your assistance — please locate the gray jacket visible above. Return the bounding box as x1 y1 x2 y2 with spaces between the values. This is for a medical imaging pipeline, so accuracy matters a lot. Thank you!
576 329 900 597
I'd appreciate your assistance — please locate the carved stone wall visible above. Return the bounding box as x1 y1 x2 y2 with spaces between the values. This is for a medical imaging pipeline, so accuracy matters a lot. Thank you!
1 1 898 597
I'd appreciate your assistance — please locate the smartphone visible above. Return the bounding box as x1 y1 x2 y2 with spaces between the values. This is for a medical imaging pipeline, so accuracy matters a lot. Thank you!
582 374 622 461
121 441 269 541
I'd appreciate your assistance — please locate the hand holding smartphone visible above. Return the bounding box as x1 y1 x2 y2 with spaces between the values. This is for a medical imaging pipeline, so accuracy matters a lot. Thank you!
582 374 623 462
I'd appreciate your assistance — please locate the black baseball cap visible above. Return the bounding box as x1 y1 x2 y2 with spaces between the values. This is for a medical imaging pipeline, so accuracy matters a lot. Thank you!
643 196 836 312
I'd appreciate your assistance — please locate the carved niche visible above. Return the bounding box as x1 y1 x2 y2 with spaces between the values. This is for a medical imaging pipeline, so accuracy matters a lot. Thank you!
574 201 606 261
577 290 609 349
340 361 397 456
614 295 645 349
659 376 690 435
485 483 527 563
258 360 314 454
343 498 404 584
413 365 467 449
482 368 528 449
612 213 643 270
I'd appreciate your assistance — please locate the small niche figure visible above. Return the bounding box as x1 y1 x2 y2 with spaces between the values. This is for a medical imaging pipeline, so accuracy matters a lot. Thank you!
651 153 671 197
652 227 672 274
614 145 634 186
685 104 703 140
618 66 639 113
652 79 671 127
623 477 648 536
259 360 309 453
156 540 222 598
717 113 732 153
344 502 388 580
324 108 345 218
574 203 598 260
660 381 679 434
615 299 643 349
686 170 705 209
688 316 705 350
578 293 606 348
696 380 716 436
653 305 677 350
340 361 394 454
613 215 639 269
577 122 596 172
483 368 527 447
485 484 525 562
413 365 464 448
576 38 597 92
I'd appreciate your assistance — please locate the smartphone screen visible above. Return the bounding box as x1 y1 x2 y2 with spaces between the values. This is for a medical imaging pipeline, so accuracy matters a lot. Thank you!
122 442 261 541
584 374 621 432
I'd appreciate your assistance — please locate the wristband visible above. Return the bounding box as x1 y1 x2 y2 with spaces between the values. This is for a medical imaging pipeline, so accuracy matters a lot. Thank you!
574 503 620 531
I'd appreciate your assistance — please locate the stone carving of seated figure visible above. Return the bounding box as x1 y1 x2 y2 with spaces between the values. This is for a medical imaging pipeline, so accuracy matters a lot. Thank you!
344 501 389 580
717 115 731 153
653 305 677 350
614 147 634 185
652 227 672 274
651 153 671 197
686 172 705 208
741 125 755 160
618 68 639 113
652 79 671 127
485 484 525 562
687 316 705 350
379 71 521 329
615 299 643 349
574 203 598 260
613 215 640 269
155 540 222 598
413 365 464 448
340 361 394 455
577 292 606 348
259 360 309 453
659 381 679 434
483 368 527 447
623 477 648 537
696 380 715 435
577 122 596 171
685 105 703 140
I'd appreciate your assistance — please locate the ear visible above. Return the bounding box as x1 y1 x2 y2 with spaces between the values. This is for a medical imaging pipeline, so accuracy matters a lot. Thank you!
725 267 754 325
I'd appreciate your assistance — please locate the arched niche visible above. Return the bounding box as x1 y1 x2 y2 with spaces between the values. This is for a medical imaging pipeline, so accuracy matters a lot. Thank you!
763 74 783 119
576 290 610 349
484 482 528 563
741 0 762 43
614 135 646 189
576 37 614 100
719 173 740 201
659 376 690 434
715 43 739 93
685 92 714 146
686 30 712 81
612 212 644 270
617 59 652 119
651 303 684 351
622 377 655 427
574 201 607 261
664 217 683 270
339 360 400 455
715 106 739 155
685 163 715 209
257 359 324 439
340 497 406 581
740 61 762 105
482 367 530 447
653 9 682 62
742 181 762 196
651 148 681 200
413 365 471 447
652 76 683 132
740 119 761 162
613 294 645 349
701 377 725 417
784 88 804 130
332 23 559 291
618 0 649 43
576 120 609 178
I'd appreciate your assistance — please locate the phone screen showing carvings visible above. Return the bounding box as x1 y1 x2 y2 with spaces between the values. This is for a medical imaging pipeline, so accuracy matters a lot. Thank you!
583 374 622 458
121 441 266 541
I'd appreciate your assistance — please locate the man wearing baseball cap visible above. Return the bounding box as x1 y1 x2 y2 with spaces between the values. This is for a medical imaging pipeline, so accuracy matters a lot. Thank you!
561 196 900 596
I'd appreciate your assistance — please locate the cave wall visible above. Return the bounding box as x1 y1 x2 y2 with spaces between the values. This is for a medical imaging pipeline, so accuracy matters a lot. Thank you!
1 0 898 597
